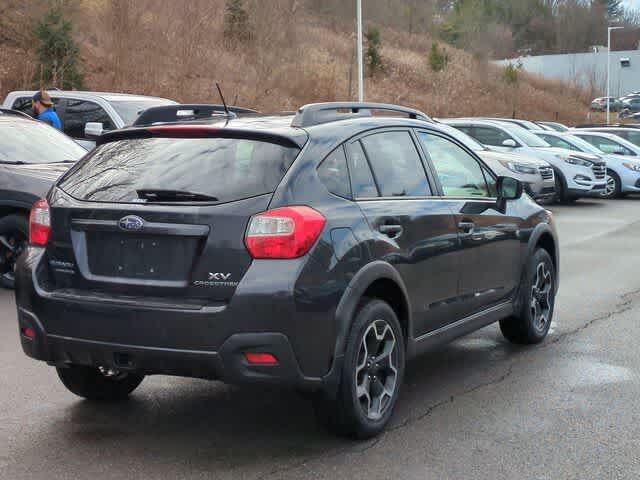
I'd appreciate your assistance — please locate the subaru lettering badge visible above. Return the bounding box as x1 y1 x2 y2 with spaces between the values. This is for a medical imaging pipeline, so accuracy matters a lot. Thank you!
118 215 145 231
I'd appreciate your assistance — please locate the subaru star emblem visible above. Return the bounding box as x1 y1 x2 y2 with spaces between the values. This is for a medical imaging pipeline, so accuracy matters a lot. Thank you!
118 215 145 231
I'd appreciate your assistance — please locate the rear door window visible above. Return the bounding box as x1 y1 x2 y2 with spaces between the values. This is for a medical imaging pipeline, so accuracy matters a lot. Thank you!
58 137 300 204
360 131 431 197
63 99 115 139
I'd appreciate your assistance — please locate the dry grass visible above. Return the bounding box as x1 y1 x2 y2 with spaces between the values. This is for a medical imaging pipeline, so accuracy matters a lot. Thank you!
0 0 603 125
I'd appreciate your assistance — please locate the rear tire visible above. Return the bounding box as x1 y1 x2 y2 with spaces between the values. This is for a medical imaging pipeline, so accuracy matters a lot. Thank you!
57 365 144 402
0 214 28 289
500 248 556 345
313 299 405 439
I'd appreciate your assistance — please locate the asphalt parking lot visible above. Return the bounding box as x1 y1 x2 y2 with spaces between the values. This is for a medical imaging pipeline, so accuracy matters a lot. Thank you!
2 198 640 480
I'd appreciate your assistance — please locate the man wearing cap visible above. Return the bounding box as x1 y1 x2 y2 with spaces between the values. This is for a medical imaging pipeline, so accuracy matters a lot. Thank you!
32 90 61 130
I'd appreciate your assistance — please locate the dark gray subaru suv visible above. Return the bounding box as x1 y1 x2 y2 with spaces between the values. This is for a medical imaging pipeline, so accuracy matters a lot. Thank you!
15 103 559 439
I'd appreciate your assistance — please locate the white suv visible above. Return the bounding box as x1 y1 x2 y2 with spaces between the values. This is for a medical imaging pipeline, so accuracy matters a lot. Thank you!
443 119 606 202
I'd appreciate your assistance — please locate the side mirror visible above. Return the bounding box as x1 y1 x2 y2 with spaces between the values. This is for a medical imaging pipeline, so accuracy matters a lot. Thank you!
497 176 523 202
501 139 517 148
84 122 104 138
614 150 627 156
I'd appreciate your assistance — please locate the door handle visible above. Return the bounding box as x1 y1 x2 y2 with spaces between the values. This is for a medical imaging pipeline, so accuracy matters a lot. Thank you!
379 224 403 238
458 221 475 235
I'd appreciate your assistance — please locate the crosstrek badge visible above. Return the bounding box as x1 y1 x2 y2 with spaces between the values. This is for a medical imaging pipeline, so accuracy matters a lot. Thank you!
193 273 238 287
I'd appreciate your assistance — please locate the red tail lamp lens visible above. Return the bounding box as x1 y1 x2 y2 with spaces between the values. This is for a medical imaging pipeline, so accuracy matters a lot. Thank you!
245 206 326 259
21 327 36 339
29 198 51 246
244 352 279 365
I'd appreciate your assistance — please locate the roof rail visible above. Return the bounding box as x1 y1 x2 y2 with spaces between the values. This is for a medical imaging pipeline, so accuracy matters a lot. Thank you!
0 108 33 119
133 104 259 127
291 102 431 128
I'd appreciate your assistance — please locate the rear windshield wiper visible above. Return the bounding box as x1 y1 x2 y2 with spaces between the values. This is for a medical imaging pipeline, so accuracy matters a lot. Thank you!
136 189 219 202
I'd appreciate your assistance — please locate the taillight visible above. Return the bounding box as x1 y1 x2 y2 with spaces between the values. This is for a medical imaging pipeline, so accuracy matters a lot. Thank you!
245 206 326 259
29 199 51 246
244 352 279 365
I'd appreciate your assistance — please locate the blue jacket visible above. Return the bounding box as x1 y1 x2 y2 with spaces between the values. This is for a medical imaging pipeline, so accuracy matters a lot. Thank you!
38 108 62 130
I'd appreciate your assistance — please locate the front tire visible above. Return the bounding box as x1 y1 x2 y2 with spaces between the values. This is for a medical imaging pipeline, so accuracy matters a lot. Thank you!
313 299 405 439
57 365 144 402
601 170 621 199
553 174 573 204
500 249 556 345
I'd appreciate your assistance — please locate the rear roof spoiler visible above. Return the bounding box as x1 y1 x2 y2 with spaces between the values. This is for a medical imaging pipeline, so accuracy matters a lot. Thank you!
291 102 432 128
133 104 259 126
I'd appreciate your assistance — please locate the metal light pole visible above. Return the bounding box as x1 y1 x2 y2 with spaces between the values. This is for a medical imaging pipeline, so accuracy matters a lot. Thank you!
607 26 624 124
356 0 364 101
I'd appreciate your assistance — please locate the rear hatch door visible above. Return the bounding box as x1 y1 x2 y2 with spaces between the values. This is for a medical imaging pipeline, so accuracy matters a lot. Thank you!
49 131 302 303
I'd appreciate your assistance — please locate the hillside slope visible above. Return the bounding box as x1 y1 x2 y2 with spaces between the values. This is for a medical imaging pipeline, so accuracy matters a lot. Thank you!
1 0 598 124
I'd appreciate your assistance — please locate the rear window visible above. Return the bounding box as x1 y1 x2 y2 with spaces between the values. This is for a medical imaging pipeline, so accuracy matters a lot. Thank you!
58 137 299 204
0 120 87 164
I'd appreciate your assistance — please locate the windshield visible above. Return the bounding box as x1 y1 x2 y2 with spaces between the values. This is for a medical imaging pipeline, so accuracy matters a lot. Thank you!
545 122 569 132
58 137 300 204
499 123 551 148
434 123 487 151
513 120 539 130
562 135 602 154
0 120 87 164
574 134 637 156
613 130 640 147
108 99 177 125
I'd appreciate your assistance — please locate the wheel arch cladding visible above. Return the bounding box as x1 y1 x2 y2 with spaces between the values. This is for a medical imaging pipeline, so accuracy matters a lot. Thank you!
528 223 559 292
333 261 411 361
536 232 557 271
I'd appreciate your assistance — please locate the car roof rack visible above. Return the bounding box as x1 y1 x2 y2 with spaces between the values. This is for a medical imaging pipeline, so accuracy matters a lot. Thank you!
133 104 259 127
291 102 431 128
0 108 33 119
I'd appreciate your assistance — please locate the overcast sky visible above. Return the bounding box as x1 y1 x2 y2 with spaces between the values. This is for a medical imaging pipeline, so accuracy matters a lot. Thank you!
623 0 640 10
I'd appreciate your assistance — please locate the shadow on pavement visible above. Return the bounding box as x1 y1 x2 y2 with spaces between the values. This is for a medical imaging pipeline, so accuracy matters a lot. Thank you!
11 327 529 475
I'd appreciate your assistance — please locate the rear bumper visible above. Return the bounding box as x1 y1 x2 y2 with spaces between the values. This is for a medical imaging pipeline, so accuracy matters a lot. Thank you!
17 306 319 388
15 248 342 392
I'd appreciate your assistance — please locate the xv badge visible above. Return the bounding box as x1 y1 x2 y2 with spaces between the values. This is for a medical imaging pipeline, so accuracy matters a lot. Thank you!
208 272 232 281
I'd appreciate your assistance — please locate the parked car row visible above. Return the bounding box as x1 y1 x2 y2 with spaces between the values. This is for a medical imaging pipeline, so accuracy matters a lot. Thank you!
590 92 640 116
1 89 637 440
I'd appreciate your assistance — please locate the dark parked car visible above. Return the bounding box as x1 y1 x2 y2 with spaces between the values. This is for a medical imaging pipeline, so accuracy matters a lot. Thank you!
621 97 640 113
590 97 623 112
15 102 559 439
0 110 86 287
